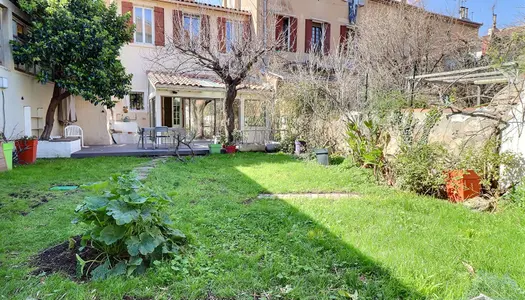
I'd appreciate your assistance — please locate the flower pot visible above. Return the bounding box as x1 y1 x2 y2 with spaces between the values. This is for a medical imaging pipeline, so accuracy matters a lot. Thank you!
209 143 223 154
446 170 481 203
224 145 237 154
1 142 14 170
15 139 38 165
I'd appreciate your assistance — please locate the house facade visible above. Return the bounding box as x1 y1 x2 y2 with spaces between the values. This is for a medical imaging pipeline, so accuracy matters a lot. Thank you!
0 0 482 148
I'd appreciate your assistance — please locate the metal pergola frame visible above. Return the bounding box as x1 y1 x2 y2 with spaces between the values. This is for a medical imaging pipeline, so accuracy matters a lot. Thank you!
406 62 520 106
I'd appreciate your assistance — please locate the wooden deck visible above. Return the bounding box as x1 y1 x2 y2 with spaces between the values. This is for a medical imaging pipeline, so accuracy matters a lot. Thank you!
71 142 210 158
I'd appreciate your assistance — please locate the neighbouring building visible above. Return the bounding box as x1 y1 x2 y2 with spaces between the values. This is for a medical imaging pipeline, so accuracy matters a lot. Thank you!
0 0 483 151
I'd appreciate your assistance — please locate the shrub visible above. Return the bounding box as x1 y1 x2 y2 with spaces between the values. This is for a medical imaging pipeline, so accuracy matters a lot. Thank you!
73 173 186 280
458 138 525 196
392 143 448 196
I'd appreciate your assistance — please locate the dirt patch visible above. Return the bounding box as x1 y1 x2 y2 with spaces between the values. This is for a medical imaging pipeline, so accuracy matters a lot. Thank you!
32 236 101 279
9 190 56 215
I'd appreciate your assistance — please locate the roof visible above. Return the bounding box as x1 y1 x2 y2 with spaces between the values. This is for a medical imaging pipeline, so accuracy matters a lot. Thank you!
368 0 483 29
155 0 251 15
148 72 272 91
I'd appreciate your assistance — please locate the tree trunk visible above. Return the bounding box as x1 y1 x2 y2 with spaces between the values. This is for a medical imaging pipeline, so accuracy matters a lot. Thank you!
194 100 212 139
40 84 71 140
224 84 238 143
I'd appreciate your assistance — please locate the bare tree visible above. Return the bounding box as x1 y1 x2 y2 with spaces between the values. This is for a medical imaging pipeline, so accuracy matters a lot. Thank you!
151 5 285 143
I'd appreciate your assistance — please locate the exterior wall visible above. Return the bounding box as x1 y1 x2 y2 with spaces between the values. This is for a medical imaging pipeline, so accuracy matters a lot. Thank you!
0 1 59 140
115 0 251 129
75 97 113 145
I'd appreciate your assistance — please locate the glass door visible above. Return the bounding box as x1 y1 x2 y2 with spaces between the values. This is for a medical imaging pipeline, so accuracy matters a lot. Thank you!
173 97 182 127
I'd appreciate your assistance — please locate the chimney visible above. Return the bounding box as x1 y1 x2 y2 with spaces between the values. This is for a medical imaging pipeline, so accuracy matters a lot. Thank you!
459 6 468 19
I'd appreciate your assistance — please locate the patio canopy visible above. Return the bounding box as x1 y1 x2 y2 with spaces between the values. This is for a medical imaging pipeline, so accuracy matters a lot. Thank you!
147 72 273 96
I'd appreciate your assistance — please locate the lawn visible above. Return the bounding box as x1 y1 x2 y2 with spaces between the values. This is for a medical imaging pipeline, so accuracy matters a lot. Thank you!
1 153 524 299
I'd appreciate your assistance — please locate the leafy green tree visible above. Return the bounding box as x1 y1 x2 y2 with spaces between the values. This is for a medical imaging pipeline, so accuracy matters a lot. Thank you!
12 0 133 140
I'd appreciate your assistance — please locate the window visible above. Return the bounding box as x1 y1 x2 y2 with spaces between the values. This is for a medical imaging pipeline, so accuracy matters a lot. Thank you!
226 20 242 52
129 92 145 111
183 15 200 41
173 98 181 126
244 100 266 127
282 17 291 51
134 7 154 44
12 16 37 73
311 22 324 52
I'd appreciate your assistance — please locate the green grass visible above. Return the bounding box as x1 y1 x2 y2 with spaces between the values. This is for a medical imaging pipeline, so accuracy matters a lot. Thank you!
1 153 525 299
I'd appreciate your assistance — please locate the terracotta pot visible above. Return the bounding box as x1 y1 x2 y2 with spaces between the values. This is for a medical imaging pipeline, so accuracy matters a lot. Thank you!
446 170 481 203
224 145 237 154
15 139 38 165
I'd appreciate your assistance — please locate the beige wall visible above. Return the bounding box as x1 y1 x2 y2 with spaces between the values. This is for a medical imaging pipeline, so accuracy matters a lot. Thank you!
0 0 59 140
115 0 250 128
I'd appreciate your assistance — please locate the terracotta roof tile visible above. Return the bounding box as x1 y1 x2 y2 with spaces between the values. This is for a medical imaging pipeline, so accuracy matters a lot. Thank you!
148 72 272 91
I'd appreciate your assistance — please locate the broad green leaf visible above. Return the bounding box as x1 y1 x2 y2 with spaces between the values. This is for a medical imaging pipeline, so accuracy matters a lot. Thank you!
127 192 147 204
99 224 126 245
91 259 111 280
108 261 127 277
107 201 140 225
126 236 140 256
128 256 143 266
84 196 109 210
138 232 159 255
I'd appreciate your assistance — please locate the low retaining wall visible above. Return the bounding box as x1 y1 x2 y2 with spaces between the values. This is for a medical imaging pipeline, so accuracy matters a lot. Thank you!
37 138 81 158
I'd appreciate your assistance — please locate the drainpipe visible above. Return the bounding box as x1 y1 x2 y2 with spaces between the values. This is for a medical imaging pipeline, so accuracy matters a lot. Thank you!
263 0 268 68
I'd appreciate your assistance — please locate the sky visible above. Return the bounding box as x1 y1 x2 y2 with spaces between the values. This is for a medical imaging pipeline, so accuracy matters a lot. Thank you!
198 0 525 36
424 0 525 36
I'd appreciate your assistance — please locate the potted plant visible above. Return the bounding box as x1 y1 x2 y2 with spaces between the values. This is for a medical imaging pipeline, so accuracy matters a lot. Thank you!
123 106 129 113
0 132 14 170
15 136 39 165
221 131 241 154
445 169 481 203
208 135 223 155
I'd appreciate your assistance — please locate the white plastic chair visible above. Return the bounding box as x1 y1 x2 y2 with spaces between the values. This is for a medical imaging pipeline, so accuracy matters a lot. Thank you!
64 125 84 147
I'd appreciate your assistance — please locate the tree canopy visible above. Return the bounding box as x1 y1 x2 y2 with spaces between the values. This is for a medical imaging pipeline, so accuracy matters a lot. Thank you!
12 0 134 139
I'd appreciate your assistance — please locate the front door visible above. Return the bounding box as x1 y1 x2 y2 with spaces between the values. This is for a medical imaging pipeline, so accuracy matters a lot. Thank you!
161 97 182 127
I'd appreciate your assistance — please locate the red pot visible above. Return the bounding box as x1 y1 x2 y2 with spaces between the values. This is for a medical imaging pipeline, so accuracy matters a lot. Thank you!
15 139 38 165
446 170 481 203
224 145 237 154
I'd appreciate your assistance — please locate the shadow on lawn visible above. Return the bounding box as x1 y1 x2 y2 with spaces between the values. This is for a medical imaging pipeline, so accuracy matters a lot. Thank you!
150 153 424 299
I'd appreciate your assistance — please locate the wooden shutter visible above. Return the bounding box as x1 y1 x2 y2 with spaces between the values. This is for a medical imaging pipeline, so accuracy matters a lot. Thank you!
173 10 183 41
275 15 284 50
201 15 210 42
305 19 313 53
122 1 133 42
243 20 251 41
340 25 348 47
154 7 165 46
218 17 226 53
324 23 331 55
122 1 133 24
290 17 298 53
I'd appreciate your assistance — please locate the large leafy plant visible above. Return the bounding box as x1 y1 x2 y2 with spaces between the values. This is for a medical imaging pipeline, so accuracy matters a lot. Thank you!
73 173 186 280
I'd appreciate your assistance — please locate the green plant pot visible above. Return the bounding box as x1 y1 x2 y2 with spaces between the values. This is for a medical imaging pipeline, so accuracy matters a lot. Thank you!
2 142 14 170
209 143 223 154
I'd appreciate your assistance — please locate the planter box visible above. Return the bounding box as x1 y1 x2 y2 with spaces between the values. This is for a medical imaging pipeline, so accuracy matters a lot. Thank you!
1 142 14 171
37 138 81 158
15 139 38 164
208 143 222 154
446 170 481 203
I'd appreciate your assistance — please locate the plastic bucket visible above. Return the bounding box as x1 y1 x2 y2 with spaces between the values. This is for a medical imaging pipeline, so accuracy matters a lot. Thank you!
2 142 14 170
314 148 329 166
209 144 222 154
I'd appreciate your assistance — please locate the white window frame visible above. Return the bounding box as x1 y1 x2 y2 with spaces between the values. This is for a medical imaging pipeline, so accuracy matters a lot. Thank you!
311 22 325 53
182 14 201 42
226 20 242 52
128 91 146 112
133 7 155 45
282 17 292 52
